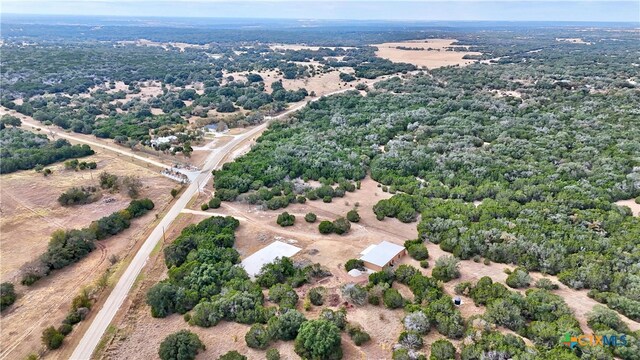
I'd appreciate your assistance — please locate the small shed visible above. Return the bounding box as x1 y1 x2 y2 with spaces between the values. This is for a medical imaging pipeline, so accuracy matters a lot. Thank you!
359 241 406 271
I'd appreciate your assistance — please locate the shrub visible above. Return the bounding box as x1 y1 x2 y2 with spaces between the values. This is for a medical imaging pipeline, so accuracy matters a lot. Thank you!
351 329 371 346
392 348 412 360
0 282 17 311
146 282 178 318
408 244 429 261
587 305 630 333
294 320 342 360
383 288 404 309
345 259 365 272
276 212 296 227
267 309 307 341
395 264 419 284
420 260 429 268
99 171 119 190
63 310 82 325
309 287 325 306
323 196 332 203
505 268 531 289
122 175 142 198
368 295 380 305
398 331 423 350
266 348 280 360
215 188 239 201
42 326 65 350
269 283 299 309
454 282 472 296
218 351 247 360
58 323 73 336
346 323 371 346
171 188 178 197
534 278 559 290
256 257 297 288
369 269 395 286
429 339 456 360
320 308 347 330
431 256 460 282
208 197 221 209
58 186 98 206
158 330 205 360
200 203 209 211
346 210 360 222
245 324 271 349
403 311 430 334
319 220 335 234
304 212 317 223
332 217 351 235
341 283 367 305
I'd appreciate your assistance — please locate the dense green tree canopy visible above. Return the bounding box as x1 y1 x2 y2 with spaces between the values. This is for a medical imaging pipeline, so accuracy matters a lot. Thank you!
158 330 205 360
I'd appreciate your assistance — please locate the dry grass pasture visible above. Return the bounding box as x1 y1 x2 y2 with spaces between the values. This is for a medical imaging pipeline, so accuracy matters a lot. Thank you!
373 38 482 69
0 150 176 360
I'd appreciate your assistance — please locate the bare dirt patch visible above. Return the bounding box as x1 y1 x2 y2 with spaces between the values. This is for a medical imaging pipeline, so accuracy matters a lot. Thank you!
117 39 210 52
491 89 522 98
263 69 357 96
615 199 640 216
373 39 482 69
0 151 176 360
556 38 592 45
268 44 355 51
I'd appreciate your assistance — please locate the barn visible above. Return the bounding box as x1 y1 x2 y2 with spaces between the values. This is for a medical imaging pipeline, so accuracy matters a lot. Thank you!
359 241 406 271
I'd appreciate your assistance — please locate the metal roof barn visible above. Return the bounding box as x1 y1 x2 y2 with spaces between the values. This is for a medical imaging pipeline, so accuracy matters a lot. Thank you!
359 241 406 271
240 240 302 278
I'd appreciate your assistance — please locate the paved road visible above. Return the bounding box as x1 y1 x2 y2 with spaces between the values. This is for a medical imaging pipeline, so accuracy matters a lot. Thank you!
70 88 353 359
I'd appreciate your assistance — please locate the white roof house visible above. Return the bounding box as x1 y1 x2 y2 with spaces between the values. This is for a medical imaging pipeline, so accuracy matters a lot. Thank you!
241 241 301 278
359 241 406 271
150 135 177 146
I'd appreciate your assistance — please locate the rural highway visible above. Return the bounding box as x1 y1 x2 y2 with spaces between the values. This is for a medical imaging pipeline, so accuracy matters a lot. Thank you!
70 88 354 359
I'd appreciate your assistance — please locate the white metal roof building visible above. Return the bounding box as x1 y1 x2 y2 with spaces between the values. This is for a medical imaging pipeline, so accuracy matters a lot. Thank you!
240 241 301 278
359 241 406 271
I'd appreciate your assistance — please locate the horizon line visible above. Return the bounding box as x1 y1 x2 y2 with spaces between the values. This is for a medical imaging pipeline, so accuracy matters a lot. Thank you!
2 13 639 24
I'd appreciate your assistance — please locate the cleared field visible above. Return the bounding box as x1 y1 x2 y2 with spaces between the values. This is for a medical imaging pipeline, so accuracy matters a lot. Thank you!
0 151 176 360
556 37 592 45
268 44 355 51
373 38 482 69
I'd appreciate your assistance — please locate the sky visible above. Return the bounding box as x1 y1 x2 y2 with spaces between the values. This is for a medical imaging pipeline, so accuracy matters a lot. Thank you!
1 0 639 22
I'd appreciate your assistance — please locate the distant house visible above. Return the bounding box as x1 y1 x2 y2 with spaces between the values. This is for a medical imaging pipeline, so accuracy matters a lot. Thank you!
203 124 218 132
150 135 177 147
359 241 406 271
